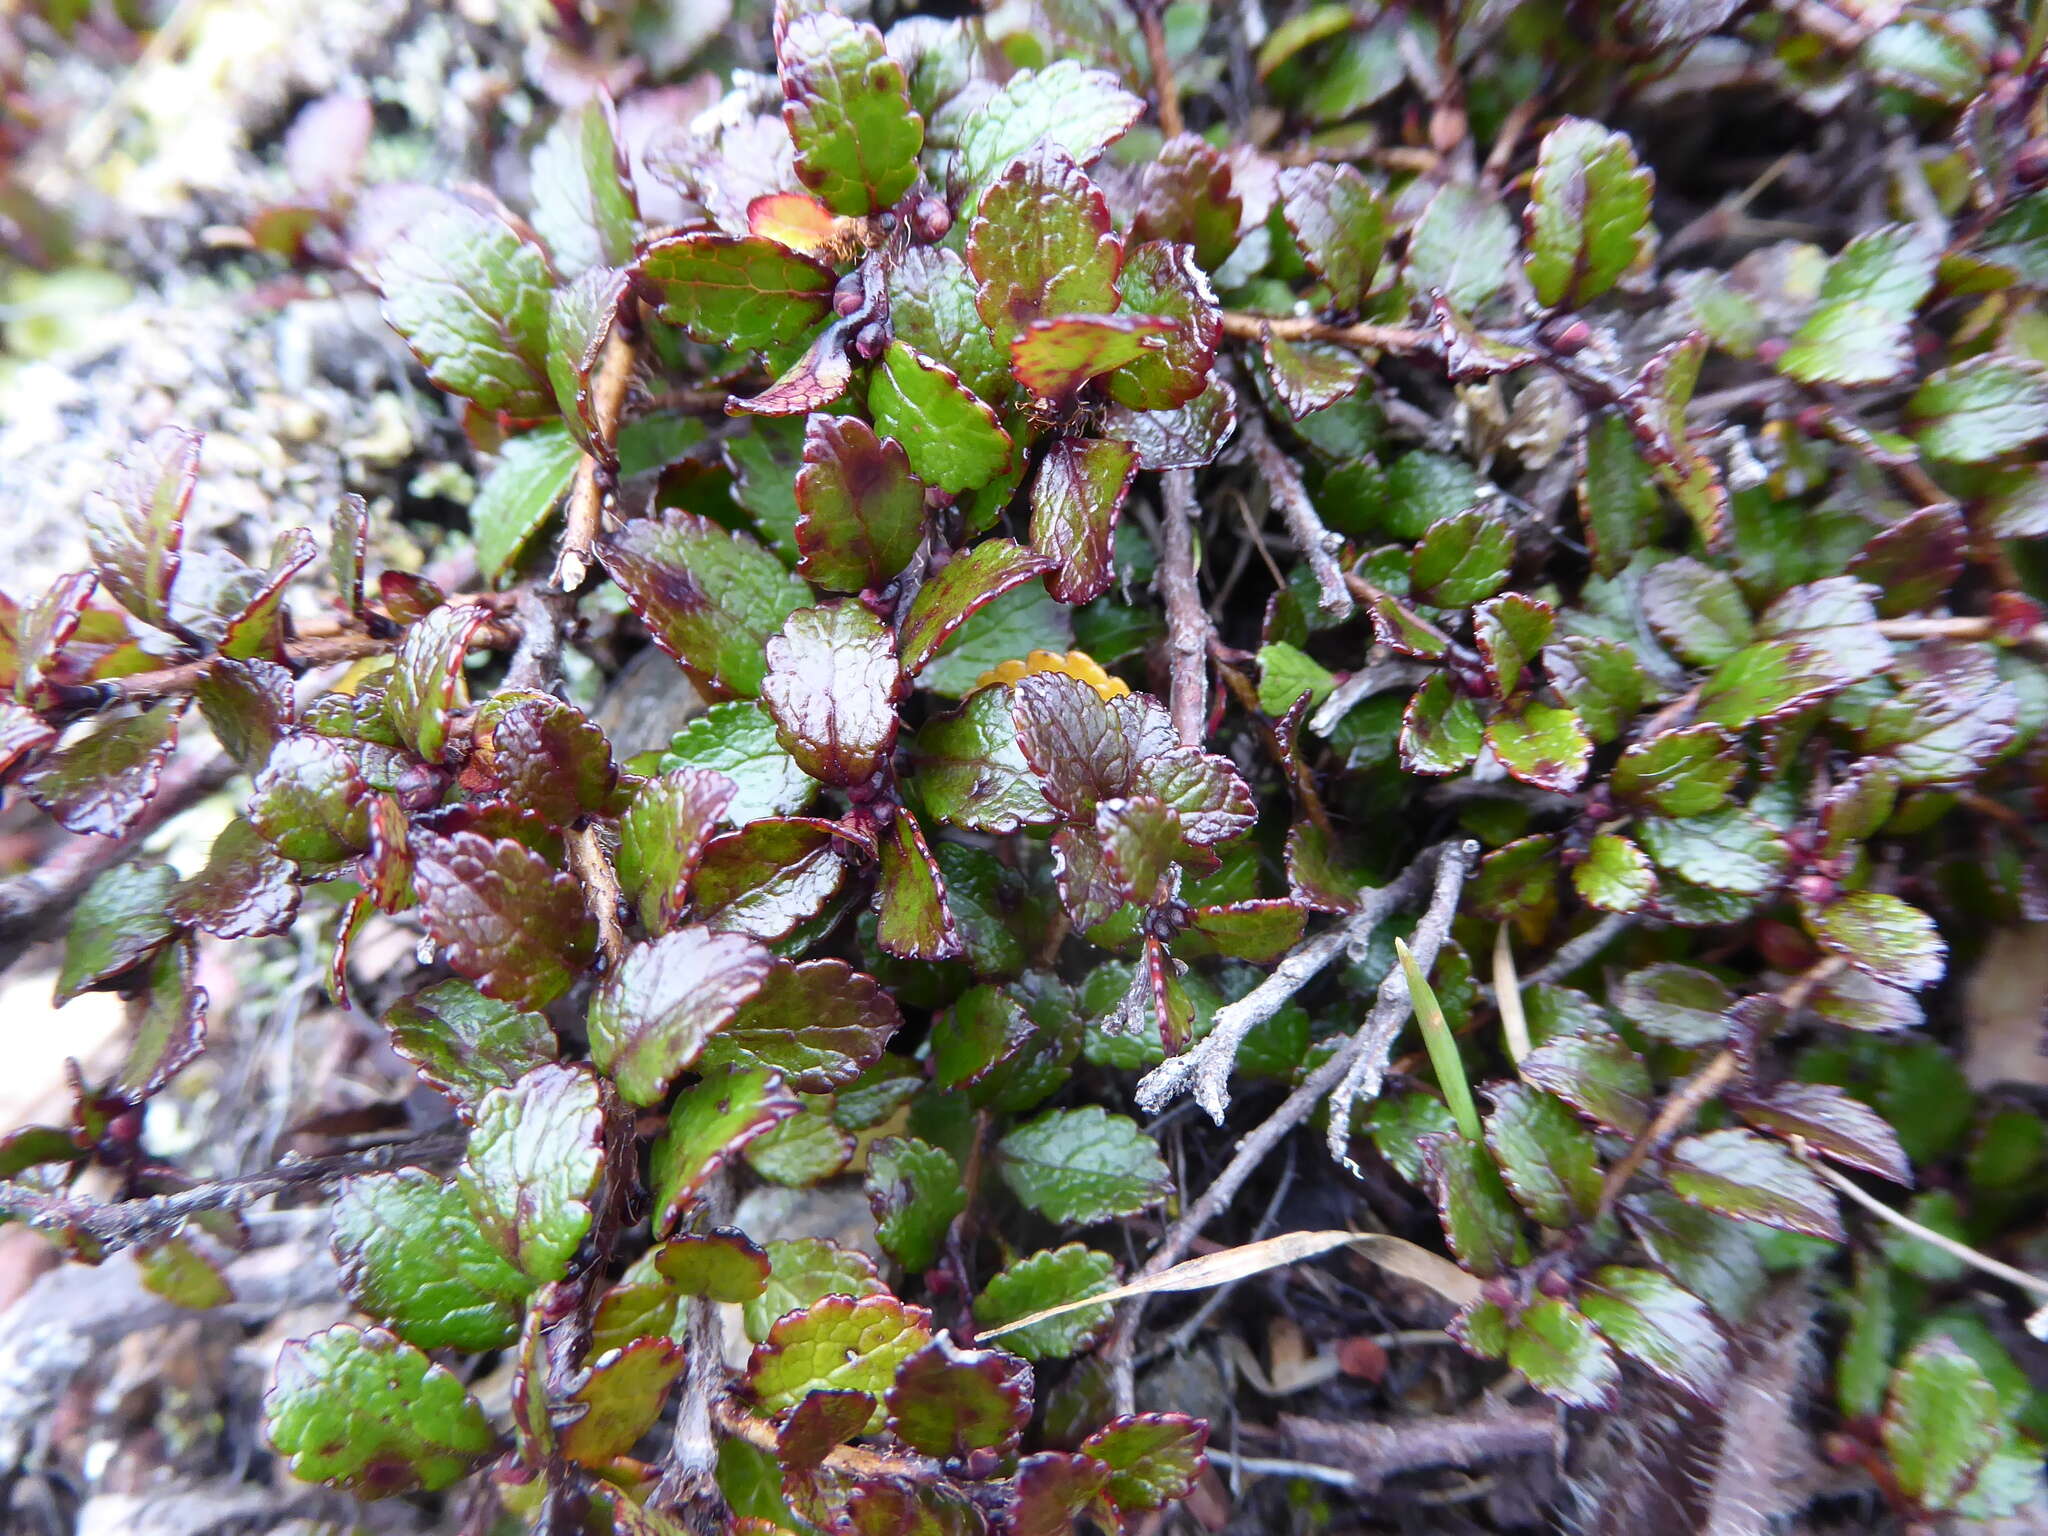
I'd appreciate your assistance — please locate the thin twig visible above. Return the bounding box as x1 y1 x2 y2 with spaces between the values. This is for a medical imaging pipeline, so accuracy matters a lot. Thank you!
1134 847 1446 1122
1308 660 1433 737
0 1132 465 1255
555 327 640 593
1236 394 1354 620
1526 911 1635 985
1797 1144 2048 1304
1266 1408 1563 1492
1220 312 1434 353
1108 841 1475 1412
1159 469 1211 747
568 823 629 968
503 587 573 694
1132 0 1184 138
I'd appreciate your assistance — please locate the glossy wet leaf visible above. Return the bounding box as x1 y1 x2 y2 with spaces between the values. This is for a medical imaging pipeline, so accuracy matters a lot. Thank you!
691 818 850 942
529 94 638 274
545 265 629 454
996 1106 1170 1224
888 245 1011 403
650 1068 801 1234
876 810 963 961
376 200 553 418
1410 507 1514 607
23 702 182 838
1520 1032 1651 1136
1011 314 1167 402
589 929 775 1107
1262 331 1364 417
411 830 594 1012
1573 833 1655 913
559 1336 688 1468
1277 162 1386 311
761 601 901 787
382 978 557 1117
171 816 302 940
1507 1299 1619 1409
1524 118 1653 309
974 1244 1118 1361
1638 808 1786 895
615 767 739 933
638 233 837 351
1485 701 1591 794
1423 1132 1524 1279
86 426 196 632
1132 134 1241 270
952 60 1143 196
1103 373 1239 471
744 1237 887 1343
1399 673 1484 775
1611 724 1737 815
868 341 1014 495
1473 593 1552 699
1613 964 1733 1047
246 733 371 866
1730 1081 1910 1185
1106 241 1222 413
656 701 814 823
969 145 1121 357
455 1063 604 1284
471 690 616 826
1483 1083 1601 1230
1883 1339 2045 1518
1666 1128 1844 1240
384 603 489 763
1547 635 1647 744
898 538 1053 676
116 939 208 1103
331 1169 529 1351
1779 225 1937 385
1809 891 1945 990
913 685 1056 834
747 1294 934 1432
1406 182 1518 314
699 958 900 1093
1907 355 2048 462
601 510 811 698
265 1325 496 1497
793 415 927 593
778 11 923 216
56 861 175 1004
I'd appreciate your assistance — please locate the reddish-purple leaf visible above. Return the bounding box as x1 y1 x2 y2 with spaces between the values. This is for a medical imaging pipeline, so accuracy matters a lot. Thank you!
1102 373 1238 471
793 415 928 593
246 733 372 866
85 426 198 632
0 701 56 781
1262 329 1364 417
1730 1081 1911 1186
1106 241 1223 412
1030 436 1137 604
761 601 902 787
1052 826 1130 930
615 767 738 934
876 811 963 961
778 1389 875 1474
1009 671 1132 818
968 144 1122 356
13 571 99 707
725 317 856 417
1131 134 1241 269
471 689 617 826
1849 504 1966 617
412 829 596 1012
172 817 302 940
192 657 293 773
1011 313 1170 402
897 539 1053 676
23 702 183 838
1808 891 1946 990
1667 1128 1845 1240
588 928 777 1108
1079 1412 1210 1514
1008 1452 1113 1536
691 817 851 942
886 1334 1032 1460
699 957 901 1092
385 603 492 763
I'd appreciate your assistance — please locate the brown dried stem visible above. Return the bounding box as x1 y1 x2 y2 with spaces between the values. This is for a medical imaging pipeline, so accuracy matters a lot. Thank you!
1158 468 1212 747
1220 311 1434 353
1131 0 1184 138
567 823 630 969
555 326 640 593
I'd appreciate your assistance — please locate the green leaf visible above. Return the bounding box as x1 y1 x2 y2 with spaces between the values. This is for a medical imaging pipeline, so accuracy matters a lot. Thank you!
1573 833 1655 913
1503 1299 1618 1409
376 199 553 418
1641 557 1751 665
559 1337 688 1469
1779 225 1938 385
470 425 584 581
1405 182 1518 314
136 1235 232 1310
331 1169 528 1351
588 929 775 1108
1399 673 1483 775
869 341 1015 494
1012 314 1171 403
1472 593 1552 699
745 1100 854 1187
700 958 899 1092
1547 635 1647 744
747 1295 934 1432
968 145 1121 358
412 830 594 1012
246 733 370 866
655 1229 771 1303
385 603 491 763
56 861 175 1004
1883 1339 2046 1518
1614 963 1733 1047
887 245 1010 403
1666 1128 1843 1240
1422 1132 1524 1278
1861 649 2015 786
886 1336 1030 1460
1520 1032 1651 1136
600 510 811 697
1467 834 1558 930
1079 1413 1209 1514
996 1106 1171 1224
639 233 837 351
382 979 557 1116
1255 641 1335 715
1908 355 2048 462
1483 1084 1600 1230
265 1325 496 1496
1809 891 1945 990
546 265 629 453
1523 118 1653 309
529 95 638 274
1277 162 1387 311
1694 640 1841 729
1579 1266 1729 1399
920 579 1073 697
1485 701 1592 794
1628 335 1727 544
744 1237 885 1343
876 810 963 961
898 538 1053 675
86 427 195 632
171 815 301 940
913 684 1057 834
1410 507 1514 607
456 1063 604 1283
1261 330 1364 417
1638 808 1787 896
866 1136 968 1273
1863 18 1990 106
974 1244 1119 1361
656 702 814 823
759 600 902 788
777 11 924 215
1623 1192 1765 1324
650 1068 801 1235
1611 725 1738 816
1577 412 1660 577
793 415 927 593
615 767 738 934
952 59 1144 197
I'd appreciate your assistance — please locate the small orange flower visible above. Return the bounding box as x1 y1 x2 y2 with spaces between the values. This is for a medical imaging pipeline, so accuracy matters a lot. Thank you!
974 649 1130 701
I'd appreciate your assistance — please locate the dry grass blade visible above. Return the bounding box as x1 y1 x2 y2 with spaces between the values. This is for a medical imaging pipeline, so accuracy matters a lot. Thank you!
980 1229 1480 1342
